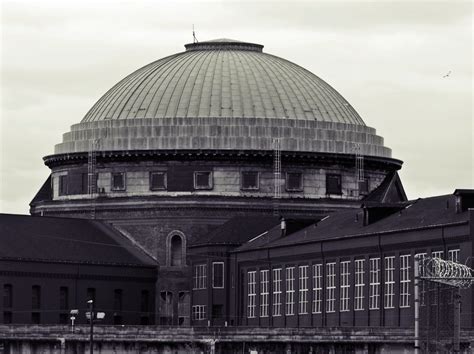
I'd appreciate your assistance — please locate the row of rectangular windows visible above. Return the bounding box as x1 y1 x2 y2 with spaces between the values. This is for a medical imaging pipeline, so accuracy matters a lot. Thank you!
2 285 150 324
57 171 365 195
246 250 459 318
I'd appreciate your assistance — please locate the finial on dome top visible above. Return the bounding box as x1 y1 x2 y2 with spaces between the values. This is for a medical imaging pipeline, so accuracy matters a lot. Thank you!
185 38 263 52
192 24 198 44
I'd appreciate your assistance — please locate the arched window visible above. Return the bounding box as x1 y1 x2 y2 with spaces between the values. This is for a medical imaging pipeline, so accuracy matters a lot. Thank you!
170 235 183 266
166 231 186 267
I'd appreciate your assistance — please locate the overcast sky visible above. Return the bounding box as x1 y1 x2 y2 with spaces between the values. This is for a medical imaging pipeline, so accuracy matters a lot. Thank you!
1 0 472 214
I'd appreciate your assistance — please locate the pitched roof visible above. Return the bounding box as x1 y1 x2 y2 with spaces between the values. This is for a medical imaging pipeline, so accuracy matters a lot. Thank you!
190 216 280 247
239 194 469 251
363 172 407 203
0 214 157 267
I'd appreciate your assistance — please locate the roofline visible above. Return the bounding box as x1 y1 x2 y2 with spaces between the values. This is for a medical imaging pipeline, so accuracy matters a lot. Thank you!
231 220 469 253
43 149 403 169
0 256 157 268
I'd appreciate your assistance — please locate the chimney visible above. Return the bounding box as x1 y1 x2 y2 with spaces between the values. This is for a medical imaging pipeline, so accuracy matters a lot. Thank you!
280 218 286 237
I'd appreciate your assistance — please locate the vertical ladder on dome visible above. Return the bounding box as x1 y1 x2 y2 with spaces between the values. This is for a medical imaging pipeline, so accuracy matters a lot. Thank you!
88 139 98 219
355 144 364 196
273 138 281 216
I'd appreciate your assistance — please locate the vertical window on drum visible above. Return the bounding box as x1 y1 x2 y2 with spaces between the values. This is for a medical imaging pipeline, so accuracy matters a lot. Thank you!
326 262 336 313
354 259 365 311
400 255 411 308
111 172 126 191
285 267 295 316
326 174 342 195
340 261 350 312
260 270 269 318
59 175 68 196
286 172 303 192
299 265 308 314
384 256 395 309
194 171 213 190
247 271 256 318
312 264 322 314
272 268 282 316
150 171 167 190
241 171 259 190
369 258 380 310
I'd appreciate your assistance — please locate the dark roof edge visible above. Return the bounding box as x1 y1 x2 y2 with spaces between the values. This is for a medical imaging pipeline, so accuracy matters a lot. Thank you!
0 256 156 268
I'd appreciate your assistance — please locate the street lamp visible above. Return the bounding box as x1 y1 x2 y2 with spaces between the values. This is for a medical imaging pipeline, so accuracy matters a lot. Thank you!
87 299 94 354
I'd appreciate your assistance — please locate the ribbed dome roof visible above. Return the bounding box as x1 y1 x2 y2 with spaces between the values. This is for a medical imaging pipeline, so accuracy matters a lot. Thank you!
82 39 364 125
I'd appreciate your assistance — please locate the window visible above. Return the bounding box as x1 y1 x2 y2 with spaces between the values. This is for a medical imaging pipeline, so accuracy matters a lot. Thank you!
113 289 123 311
111 172 126 191
213 262 224 288
286 172 303 191
194 171 213 190
355 259 365 311
170 235 183 266
384 256 395 309
150 171 167 190
212 304 223 319
59 175 68 196
32 285 41 310
3 311 12 324
193 264 207 289
358 178 369 195
299 265 308 314
273 268 282 316
59 287 69 310
400 255 411 308
326 262 336 313
192 305 206 320
286 267 295 316
432 250 444 259
241 171 259 190
340 261 350 312
247 271 256 318
369 258 380 310
326 174 341 195
312 264 322 314
141 290 150 313
3 284 12 308
260 270 269 317
448 249 460 262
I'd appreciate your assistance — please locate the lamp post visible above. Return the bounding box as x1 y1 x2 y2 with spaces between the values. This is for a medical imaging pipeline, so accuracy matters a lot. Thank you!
87 299 94 354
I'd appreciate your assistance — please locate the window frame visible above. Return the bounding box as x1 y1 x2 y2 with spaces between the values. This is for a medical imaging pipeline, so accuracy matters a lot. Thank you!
240 171 260 191
299 265 309 314
285 267 295 316
340 261 351 312
354 259 365 311
384 256 395 309
111 172 126 191
400 254 411 308
286 172 304 192
212 262 225 289
247 271 257 318
312 264 323 314
149 171 167 191
369 258 380 310
58 175 68 196
193 171 213 190
326 174 342 195
193 264 207 290
260 269 269 318
272 268 282 317
326 262 336 313
192 305 206 320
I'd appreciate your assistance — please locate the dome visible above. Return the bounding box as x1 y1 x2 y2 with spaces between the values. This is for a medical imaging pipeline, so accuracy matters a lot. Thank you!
53 39 392 158
82 39 363 125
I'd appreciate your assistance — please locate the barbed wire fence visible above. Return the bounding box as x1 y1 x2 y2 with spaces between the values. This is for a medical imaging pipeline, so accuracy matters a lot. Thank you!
414 256 474 354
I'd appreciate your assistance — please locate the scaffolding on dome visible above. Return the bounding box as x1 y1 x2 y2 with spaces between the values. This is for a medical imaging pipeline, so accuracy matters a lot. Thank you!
273 138 281 217
414 256 474 354
87 139 99 219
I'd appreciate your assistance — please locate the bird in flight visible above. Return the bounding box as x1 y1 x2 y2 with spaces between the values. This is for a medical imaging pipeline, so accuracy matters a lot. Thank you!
443 71 452 78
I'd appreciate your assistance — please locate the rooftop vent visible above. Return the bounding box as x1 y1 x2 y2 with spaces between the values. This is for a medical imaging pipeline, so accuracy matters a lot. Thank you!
454 189 474 213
